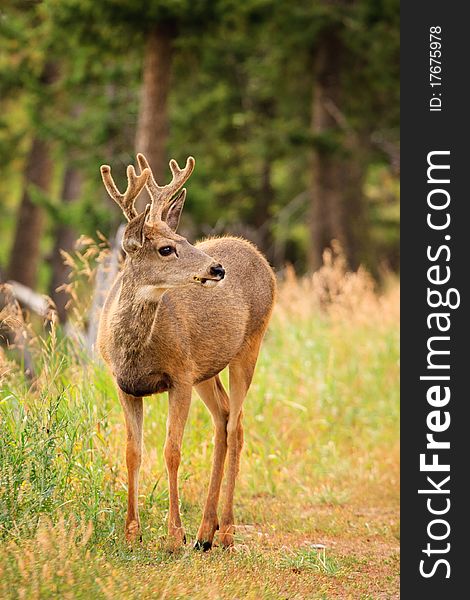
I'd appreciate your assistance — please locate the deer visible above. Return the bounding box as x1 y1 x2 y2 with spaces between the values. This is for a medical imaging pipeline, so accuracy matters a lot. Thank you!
97 153 276 551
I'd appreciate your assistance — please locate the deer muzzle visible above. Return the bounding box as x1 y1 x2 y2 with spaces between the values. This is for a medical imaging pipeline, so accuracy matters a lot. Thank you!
193 263 225 287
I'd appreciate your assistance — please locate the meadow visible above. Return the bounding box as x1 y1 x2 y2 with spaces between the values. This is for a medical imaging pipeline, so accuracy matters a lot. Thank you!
0 247 399 599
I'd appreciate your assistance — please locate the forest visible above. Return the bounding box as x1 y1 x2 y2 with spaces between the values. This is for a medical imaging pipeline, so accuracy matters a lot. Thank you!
1 0 399 313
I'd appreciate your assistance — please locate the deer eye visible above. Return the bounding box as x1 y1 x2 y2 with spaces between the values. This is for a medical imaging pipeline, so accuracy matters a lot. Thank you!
158 246 175 257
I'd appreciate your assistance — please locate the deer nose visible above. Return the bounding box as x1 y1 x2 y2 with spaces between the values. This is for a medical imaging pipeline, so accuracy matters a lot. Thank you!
210 264 225 280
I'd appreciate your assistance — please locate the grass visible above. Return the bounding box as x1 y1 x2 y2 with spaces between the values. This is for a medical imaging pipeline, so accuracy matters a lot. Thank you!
0 246 399 599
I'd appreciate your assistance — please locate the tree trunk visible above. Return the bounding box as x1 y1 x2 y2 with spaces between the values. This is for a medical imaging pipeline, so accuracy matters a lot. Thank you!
308 27 367 271
7 61 58 288
135 25 175 210
50 166 82 322
339 146 367 269
7 137 53 288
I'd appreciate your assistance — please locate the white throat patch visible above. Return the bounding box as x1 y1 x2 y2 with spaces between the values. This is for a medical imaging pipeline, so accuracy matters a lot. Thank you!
136 285 165 303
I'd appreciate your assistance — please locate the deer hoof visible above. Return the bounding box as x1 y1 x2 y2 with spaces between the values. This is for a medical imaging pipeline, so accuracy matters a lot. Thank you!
218 526 234 548
166 528 186 552
194 540 212 552
125 520 142 544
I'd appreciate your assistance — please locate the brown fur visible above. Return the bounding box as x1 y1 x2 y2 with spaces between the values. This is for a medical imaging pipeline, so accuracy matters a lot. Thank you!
97 156 276 550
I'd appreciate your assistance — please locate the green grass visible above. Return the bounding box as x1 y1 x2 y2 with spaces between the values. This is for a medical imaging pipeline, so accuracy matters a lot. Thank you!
0 278 399 599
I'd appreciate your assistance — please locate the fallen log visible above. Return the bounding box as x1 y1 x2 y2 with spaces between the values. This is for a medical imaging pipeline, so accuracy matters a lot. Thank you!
4 280 56 319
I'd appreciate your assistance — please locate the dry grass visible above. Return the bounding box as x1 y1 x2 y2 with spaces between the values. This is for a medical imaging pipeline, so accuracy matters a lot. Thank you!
0 243 399 599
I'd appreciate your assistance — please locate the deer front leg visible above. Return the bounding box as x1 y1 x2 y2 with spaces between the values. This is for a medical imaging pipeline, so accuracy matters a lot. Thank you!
119 390 144 544
164 384 191 551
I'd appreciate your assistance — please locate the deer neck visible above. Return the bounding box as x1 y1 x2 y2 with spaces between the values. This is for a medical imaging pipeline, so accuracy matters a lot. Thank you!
114 275 166 352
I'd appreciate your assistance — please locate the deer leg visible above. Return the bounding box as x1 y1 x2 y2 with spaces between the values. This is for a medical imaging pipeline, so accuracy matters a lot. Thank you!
219 343 260 548
194 375 229 550
164 385 191 550
119 390 144 544
219 407 244 549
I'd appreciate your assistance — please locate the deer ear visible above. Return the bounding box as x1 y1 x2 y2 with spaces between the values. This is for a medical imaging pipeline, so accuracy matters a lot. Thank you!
163 189 186 231
122 205 150 254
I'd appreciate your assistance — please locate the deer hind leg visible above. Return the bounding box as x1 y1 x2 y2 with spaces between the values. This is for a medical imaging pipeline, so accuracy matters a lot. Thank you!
194 375 229 551
164 384 191 551
119 390 144 544
219 338 262 548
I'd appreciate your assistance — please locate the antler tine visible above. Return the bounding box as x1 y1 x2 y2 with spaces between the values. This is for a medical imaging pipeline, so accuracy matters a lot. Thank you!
136 153 195 222
136 153 158 197
100 163 150 221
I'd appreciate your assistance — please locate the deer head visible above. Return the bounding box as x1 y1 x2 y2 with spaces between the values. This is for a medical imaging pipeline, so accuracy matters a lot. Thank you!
100 154 225 294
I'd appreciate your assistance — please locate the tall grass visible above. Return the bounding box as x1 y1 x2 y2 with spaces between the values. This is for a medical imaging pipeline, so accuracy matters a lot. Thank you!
0 242 399 598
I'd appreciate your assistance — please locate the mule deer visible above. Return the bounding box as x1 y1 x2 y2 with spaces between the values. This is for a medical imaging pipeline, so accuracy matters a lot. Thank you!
98 154 276 550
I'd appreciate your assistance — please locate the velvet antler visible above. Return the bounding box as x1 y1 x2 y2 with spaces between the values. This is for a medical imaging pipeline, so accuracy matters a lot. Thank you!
100 163 150 221
136 153 195 223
